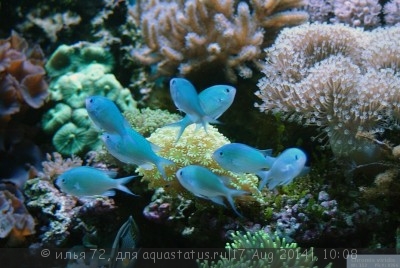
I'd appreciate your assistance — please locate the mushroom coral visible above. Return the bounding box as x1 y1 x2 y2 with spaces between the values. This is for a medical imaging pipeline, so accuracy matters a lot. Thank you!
0 31 48 123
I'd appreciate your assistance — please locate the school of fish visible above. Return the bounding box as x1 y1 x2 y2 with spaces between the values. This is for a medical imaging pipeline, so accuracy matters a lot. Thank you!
55 78 309 218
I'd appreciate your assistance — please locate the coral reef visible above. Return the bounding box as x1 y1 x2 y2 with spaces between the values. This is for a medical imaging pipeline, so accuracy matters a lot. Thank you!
199 230 325 267
384 0 400 25
255 23 400 160
42 42 137 155
22 11 82 42
131 0 308 82
138 124 264 206
305 0 398 27
330 0 381 27
24 153 119 247
124 108 181 137
0 31 48 123
143 187 193 223
0 189 35 245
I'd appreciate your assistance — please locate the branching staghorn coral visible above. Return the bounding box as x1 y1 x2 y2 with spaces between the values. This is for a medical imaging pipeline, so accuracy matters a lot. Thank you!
131 0 308 82
255 23 400 160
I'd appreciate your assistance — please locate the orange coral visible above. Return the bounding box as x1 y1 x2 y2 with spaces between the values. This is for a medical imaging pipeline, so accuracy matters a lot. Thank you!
0 31 48 122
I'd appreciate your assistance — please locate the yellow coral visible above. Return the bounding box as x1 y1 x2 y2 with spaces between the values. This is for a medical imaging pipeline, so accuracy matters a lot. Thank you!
138 125 264 203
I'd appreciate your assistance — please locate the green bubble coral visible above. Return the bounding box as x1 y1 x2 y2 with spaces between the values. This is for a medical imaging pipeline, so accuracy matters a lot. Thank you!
138 125 263 203
42 103 72 134
198 230 331 268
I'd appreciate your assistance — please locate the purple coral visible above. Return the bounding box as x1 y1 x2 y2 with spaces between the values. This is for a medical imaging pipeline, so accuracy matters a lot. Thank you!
143 201 171 223
384 0 400 25
331 0 382 27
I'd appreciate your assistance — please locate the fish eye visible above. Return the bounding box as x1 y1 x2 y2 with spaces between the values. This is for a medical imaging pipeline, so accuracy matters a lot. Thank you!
219 151 223 156
179 171 183 176
62 178 65 183
171 80 176 85
295 155 298 160
225 88 230 93
89 98 93 103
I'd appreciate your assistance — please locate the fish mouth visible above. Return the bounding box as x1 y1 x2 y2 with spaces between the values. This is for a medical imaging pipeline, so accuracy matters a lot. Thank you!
54 177 62 191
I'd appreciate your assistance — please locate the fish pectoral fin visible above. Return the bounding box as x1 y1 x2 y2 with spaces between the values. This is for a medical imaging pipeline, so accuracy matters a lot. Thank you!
103 169 118 178
298 166 310 177
102 190 116 196
138 163 154 170
73 182 81 191
149 142 161 152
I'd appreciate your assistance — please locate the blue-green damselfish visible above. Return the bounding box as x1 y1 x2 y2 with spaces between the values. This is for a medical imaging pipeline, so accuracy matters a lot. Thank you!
212 143 273 174
169 78 219 132
167 84 236 141
55 166 138 197
86 95 131 136
101 129 174 180
176 165 247 217
258 148 309 190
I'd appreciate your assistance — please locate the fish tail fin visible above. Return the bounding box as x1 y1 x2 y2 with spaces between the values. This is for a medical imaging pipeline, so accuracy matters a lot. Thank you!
155 157 175 180
226 189 248 218
164 118 191 143
116 175 140 196
257 170 271 191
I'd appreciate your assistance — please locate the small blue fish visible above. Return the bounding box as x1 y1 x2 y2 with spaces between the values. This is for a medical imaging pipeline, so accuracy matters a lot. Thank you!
258 148 309 190
167 84 236 141
55 166 137 197
86 95 131 136
212 143 273 174
176 165 247 217
170 78 218 131
101 128 174 180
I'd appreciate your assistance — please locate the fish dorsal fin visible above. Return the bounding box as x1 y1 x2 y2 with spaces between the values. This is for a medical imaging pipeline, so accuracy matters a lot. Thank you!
265 156 276 167
258 149 273 157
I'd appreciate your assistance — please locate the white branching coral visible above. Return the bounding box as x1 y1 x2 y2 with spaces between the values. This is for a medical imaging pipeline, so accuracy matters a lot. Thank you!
130 0 308 82
255 23 400 160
